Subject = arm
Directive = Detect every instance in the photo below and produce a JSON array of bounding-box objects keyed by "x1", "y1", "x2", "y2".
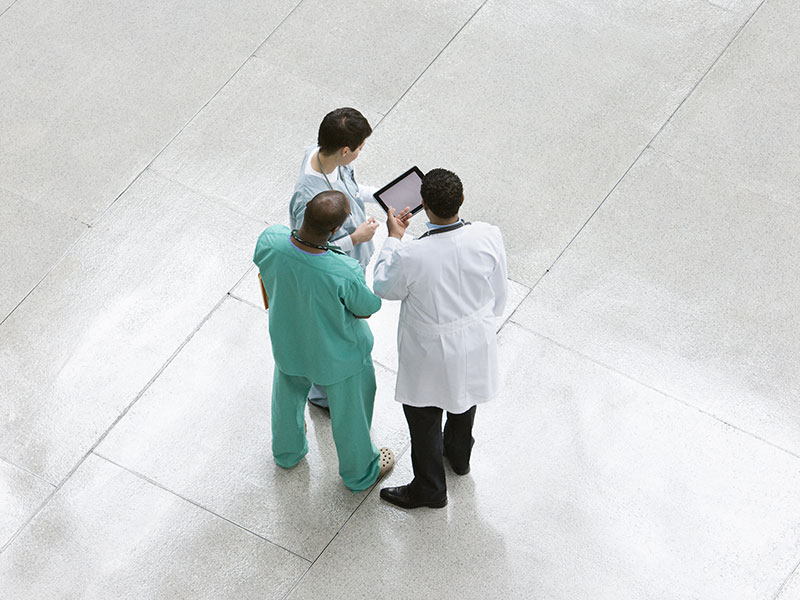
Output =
[
  {"x1": 330, "y1": 230, "x2": 355, "y2": 254},
  {"x1": 373, "y1": 238, "x2": 409, "y2": 301},
  {"x1": 342, "y1": 268, "x2": 382, "y2": 318},
  {"x1": 289, "y1": 190, "x2": 307, "y2": 231},
  {"x1": 333, "y1": 218, "x2": 379, "y2": 249},
  {"x1": 373, "y1": 206, "x2": 412, "y2": 300},
  {"x1": 490, "y1": 230, "x2": 509, "y2": 318}
]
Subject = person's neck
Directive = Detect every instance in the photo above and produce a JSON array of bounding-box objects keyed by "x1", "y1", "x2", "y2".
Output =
[
  {"x1": 313, "y1": 150, "x2": 339, "y2": 175},
  {"x1": 292, "y1": 228, "x2": 329, "y2": 253},
  {"x1": 429, "y1": 214, "x2": 460, "y2": 226}
]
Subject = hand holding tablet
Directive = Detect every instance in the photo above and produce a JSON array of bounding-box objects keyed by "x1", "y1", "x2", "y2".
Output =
[
  {"x1": 385, "y1": 205, "x2": 413, "y2": 240},
  {"x1": 373, "y1": 167, "x2": 425, "y2": 218}
]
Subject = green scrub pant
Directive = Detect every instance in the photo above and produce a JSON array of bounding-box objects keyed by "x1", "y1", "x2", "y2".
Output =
[{"x1": 271, "y1": 362, "x2": 380, "y2": 492}]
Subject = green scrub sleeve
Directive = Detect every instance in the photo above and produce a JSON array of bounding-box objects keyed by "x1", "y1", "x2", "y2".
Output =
[{"x1": 342, "y1": 272, "x2": 382, "y2": 318}]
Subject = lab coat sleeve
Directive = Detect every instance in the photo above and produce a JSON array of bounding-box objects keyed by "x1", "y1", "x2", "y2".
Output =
[
  {"x1": 342, "y1": 268, "x2": 382, "y2": 317},
  {"x1": 490, "y1": 229, "x2": 509, "y2": 318},
  {"x1": 372, "y1": 237, "x2": 409, "y2": 301}
]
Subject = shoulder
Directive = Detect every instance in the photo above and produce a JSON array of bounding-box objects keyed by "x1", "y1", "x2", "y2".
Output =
[
  {"x1": 467, "y1": 220, "x2": 500, "y2": 233},
  {"x1": 299, "y1": 146, "x2": 316, "y2": 169},
  {"x1": 254, "y1": 225, "x2": 289, "y2": 261},
  {"x1": 389, "y1": 237, "x2": 424, "y2": 264},
  {"x1": 261, "y1": 224, "x2": 289, "y2": 238},
  {"x1": 257, "y1": 224, "x2": 290, "y2": 247},
  {"x1": 466, "y1": 221, "x2": 504, "y2": 243},
  {"x1": 292, "y1": 171, "x2": 327, "y2": 198}
]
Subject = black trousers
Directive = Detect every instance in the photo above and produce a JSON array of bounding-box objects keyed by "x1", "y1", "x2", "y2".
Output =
[{"x1": 403, "y1": 404, "x2": 476, "y2": 499}]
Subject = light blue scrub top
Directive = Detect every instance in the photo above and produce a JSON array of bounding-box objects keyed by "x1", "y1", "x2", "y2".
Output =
[
  {"x1": 289, "y1": 147, "x2": 374, "y2": 269},
  {"x1": 254, "y1": 225, "x2": 381, "y2": 385}
]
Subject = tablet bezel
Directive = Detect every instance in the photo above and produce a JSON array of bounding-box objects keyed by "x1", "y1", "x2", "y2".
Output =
[{"x1": 373, "y1": 166, "x2": 425, "y2": 216}]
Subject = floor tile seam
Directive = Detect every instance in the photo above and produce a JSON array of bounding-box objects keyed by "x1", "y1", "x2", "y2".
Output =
[
  {"x1": 0, "y1": 180, "x2": 91, "y2": 330},
  {"x1": 531, "y1": 0, "x2": 770, "y2": 291},
  {"x1": 280, "y1": 438, "x2": 413, "y2": 599},
  {"x1": 83, "y1": 292, "x2": 232, "y2": 457},
  {"x1": 0, "y1": 165, "x2": 262, "y2": 330},
  {"x1": 228, "y1": 292, "x2": 267, "y2": 314},
  {"x1": 647, "y1": 146, "x2": 800, "y2": 218},
  {"x1": 0, "y1": 182, "x2": 90, "y2": 227},
  {"x1": 0, "y1": 479, "x2": 60, "y2": 556},
  {"x1": 91, "y1": 451, "x2": 314, "y2": 565},
  {"x1": 230, "y1": 263, "x2": 257, "y2": 290},
  {"x1": 0, "y1": 455, "x2": 56, "y2": 488},
  {"x1": 0, "y1": 223, "x2": 90, "y2": 329},
  {"x1": 773, "y1": 558, "x2": 800, "y2": 600},
  {"x1": 645, "y1": 0, "x2": 767, "y2": 146},
  {"x1": 373, "y1": 0, "x2": 491, "y2": 130},
  {"x1": 505, "y1": 318, "x2": 800, "y2": 463},
  {"x1": 250, "y1": 0, "x2": 307, "y2": 57},
  {"x1": 85, "y1": 3, "x2": 303, "y2": 231},
  {"x1": 146, "y1": 166, "x2": 271, "y2": 226},
  {"x1": 0, "y1": 0, "x2": 17, "y2": 18},
  {"x1": 705, "y1": 0, "x2": 735, "y2": 13},
  {"x1": 372, "y1": 355, "x2": 397, "y2": 375},
  {"x1": 497, "y1": 287, "x2": 534, "y2": 336},
  {"x1": 0, "y1": 293, "x2": 233, "y2": 556},
  {"x1": 541, "y1": 0, "x2": 730, "y2": 19}
]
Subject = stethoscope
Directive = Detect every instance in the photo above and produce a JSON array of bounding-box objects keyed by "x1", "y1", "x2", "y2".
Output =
[
  {"x1": 317, "y1": 151, "x2": 359, "y2": 203},
  {"x1": 418, "y1": 220, "x2": 470, "y2": 239},
  {"x1": 290, "y1": 229, "x2": 345, "y2": 255}
]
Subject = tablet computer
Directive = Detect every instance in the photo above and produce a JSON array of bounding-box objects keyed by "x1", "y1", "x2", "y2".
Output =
[{"x1": 373, "y1": 166, "x2": 424, "y2": 217}]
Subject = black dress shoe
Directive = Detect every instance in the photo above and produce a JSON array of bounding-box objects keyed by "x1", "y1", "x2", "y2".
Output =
[
  {"x1": 380, "y1": 485, "x2": 447, "y2": 509},
  {"x1": 442, "y1": 441, "x2": 471, "y2": 475},
  {"x1": 448, "y1": 461, "x2": 470, "y2": 476}
]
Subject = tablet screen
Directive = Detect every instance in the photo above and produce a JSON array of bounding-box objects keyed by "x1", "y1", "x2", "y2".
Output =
[{"x1": 373, "y1": 166, "x2": 424, "y2": 216}]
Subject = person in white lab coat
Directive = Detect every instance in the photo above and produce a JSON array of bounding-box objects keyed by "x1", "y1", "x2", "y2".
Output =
[{"x1": 372, "y1": 168, "x2": 508, "y2": 509}]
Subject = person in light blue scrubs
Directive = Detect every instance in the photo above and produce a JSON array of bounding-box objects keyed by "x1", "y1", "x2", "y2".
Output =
[{"x1": 289, "y1": 107, "x2": 380, "y2": 409}]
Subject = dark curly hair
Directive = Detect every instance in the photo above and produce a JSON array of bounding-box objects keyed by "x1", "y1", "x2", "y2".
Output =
[
  {"x1": 420, "y1": 168, "x2": 463, "y2": 219},
  {"x1": 317, "y1": 107, "x2": 372, "y2": 154}
]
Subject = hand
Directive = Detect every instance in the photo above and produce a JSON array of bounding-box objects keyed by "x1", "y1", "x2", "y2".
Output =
[
  {"x1": 351, "y1": 217, "x2": 379, "y2": 245},
  {"x1": 387, "y1": 206, "x2": 411, "y2": 240}
]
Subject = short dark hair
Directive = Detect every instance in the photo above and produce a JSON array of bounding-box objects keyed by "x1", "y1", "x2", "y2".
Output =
[
  {"x1": 303, "y1": 191, "x2": 350, "y2": 235},
  {"x1": 317, "y1": 107, "x2": 372, "y2": 154},
  {"x1": 420, "y1": 169, "x2": 463, "y2": 219}
]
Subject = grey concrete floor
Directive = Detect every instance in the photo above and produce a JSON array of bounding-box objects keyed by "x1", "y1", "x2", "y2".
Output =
[{"x1": 1, "y1": 0, "x2": 799, "y2": 598}]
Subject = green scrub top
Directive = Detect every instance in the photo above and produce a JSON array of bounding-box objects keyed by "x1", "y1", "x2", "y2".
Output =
[{"x1": 254, "y1": 225, "x2": 382, "y2": 385}]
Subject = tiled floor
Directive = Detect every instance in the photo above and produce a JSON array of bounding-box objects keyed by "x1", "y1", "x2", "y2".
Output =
[{"x1": 1, "y1": 0, "x2": 799, "y2": 598}]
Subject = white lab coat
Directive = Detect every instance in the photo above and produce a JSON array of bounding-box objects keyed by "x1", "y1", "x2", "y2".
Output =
[{"x1": 373, "y1": 222, "x2": 508, "y2": 413}]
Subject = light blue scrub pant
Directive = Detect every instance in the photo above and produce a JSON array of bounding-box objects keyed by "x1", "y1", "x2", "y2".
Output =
[
  {"x1": 308, "y1": 383, "x2": 328, "y2": 408},
  {"x1": 271, "y1": 362, "x2": 380, "y2": 492}
]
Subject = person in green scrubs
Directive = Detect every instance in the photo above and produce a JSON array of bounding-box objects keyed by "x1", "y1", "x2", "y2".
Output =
[{"x1": 254, "y1": 190, "x2": 393, "y2": 492}]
